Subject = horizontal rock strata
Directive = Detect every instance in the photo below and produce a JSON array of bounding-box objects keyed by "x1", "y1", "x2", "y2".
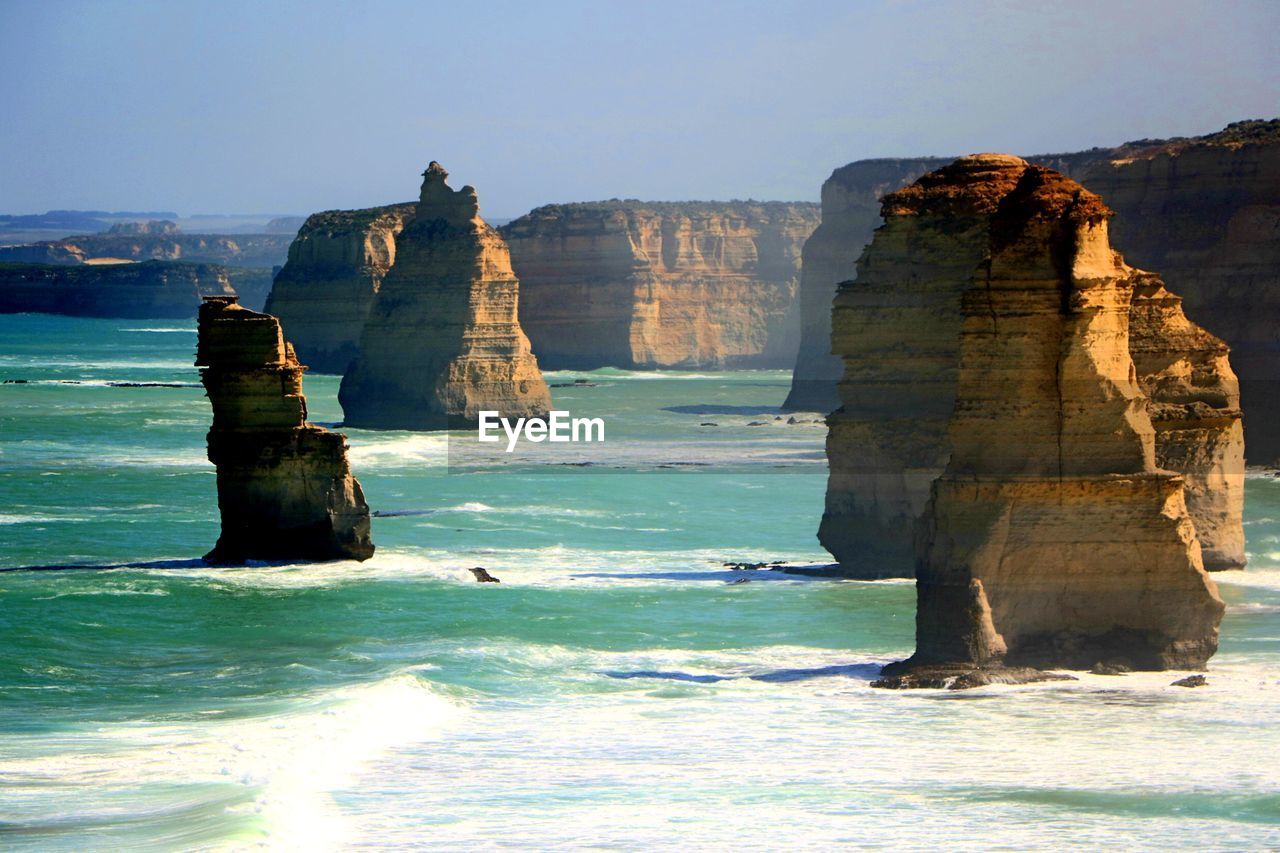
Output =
[
  {"x1": 0, "y1": 260, "x2": 237, "y2": 317},
  {"x1": 872, "y1": 155, "x2": 1224, "y2": 684},
  {"x1": 0, "y1": 230, "x2": 292, "y2": 269},
  {"x1": 197, "y1": 296, "x2": 373, "y2": 563},
  {"x1": 503, "y1": 201, "x2": 820, "y2": 369},
  {"x1": 266, "y1": 203, "x2": 415, "y2": 372},
  {"x1": 339, "y1": 163, "x2": 551, "y2": 429}
]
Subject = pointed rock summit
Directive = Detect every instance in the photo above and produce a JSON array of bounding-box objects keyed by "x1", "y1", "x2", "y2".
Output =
[
  {"x1": 197, "y1": 296, "x2": 373, "y2": 563},
  {"x1": 817, "y1": 155, "x2": 1230, "y2": 683},
  {"x1": 338, "y1": 163, "x2": 551, "y2": 429}
]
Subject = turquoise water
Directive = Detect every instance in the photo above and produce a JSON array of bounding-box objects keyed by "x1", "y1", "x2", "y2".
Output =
[{"x1": 2, "y1": 313, "x2": 1279, "y2": 850}]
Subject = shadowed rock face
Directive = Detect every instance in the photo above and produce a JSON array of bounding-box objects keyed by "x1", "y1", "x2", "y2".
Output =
[
  {"x1": 822, "y1": 156, "x2": 1243, "y2": 585},
  {"x1": 198, "y1": 296, "x2": 373, "y2": 563},
  {"x1": 338, "y1": 163, "x2": 551, "y2": 430},
  {"x1": 265, "y1": 204, "x2": 415, "y2": 373},
  {"x1": 867, "y1": 155, "x2": 1224, "y2": 683},
  {"x1": 503, "y1": 201, "x2": 820, "y2": 369},
  {"x1": 0, "y1": 260, "x2": 236, "y2": 318}
]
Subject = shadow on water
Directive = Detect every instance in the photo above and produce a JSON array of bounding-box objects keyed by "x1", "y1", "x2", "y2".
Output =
[
  {"x1": 661, "y1": 404, "x2": 785, "y2": 416},
  {"x1": 601, "y1": 662, "x2": 883, "y2": 684}
]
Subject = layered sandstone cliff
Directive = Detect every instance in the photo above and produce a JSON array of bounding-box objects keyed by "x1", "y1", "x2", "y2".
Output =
[
  {"x1": 0, "y1": 260, "x2": 236, "y2": 317},
  {"x1": 265, "y1": 203, "x2": 415, "y2": 372},
  {"x1": 822, "y1": 156, "x2": 1244, "y2": 580},
  {"x1": 870, "y1": 155, "x2": 1223, "y2": 684},
  {"x1": 782, "y1": 158, "x2": 948, "y2": 411},
  {"x1": 503, "y1": 201, "x2": 820, "y2": 368},
  {"x1": 0, "y1": 230, "x2": 291, "y2": 268},
  {"x1": 339, "y1": 163, "x2": 551, "y2": 429},
  {"x1": 197, "y1": 296, "x2": 373, "y2": 563}
]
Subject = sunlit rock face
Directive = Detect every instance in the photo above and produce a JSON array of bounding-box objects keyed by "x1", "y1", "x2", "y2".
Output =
[
  {"x1": 503, "y1": 201, "x2": 820, "y2": 369},
  {"x1": 855, "y1": 155, "x2": 1225, "y2": 683},
  {"x1": 338, "y1": 163, "x2": 551, "y2": 430},
  {"x1": 197, "y1": 296, "x2": 373, "y2": 563},
  {"x1": 266, "y1": 204, "x2": 415, "y2": 373}
]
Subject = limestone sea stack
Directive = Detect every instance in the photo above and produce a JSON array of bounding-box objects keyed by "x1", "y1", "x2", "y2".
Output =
[
  {"x1": 821, "y1": 155, "x2": 1244, "y2": 578},
  {"x1": 338, "y1": 163, "x2": 551, "y2": 429},
  {"x1": 198, "y1": 296, "x2": 373, "y2": 563},
  {"x1": 782, "y1": 158, "x2": 948, "y2": 412},
  {"x1": 872, "y1": 155, "x2": 1224, "y2": 686},
  {"x1": 265, "y1": 203, "x2": 415, "y2": 373},
  {"x1": 503, "y1": 201, "x2": 820, "y2": 368}
]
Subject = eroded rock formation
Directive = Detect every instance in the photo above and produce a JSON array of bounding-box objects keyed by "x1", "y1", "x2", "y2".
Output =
[
  {"x1": 0, "y1": 229, "x2": 291, "y2": 268},
  {"x1": 869, "y1": 155, "x2": 1224, "y2": 685},
  {"x1": 503, "y1": 201, "x2": 820, "y2": 368},
  {"x1": 783, "y1": 159, "x2": 948, "y2": 411},
  {"x1": 0, "y1": 260, "x2": 236, "y2": 317},
  {"x1": 822, "y1": 155, "x2": 1243, "y2": 583},
  {"x1": 266, "y1": 203, "x2": 415, "y2": 372},
  {"x1": 198, "y1": 296, "x2": 373, "y2": 563},
  {"x1": 338, "y1": 163, "x2": 551, "y2": 429}
]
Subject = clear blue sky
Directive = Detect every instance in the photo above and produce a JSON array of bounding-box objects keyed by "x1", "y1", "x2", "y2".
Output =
[{"x1": 1, "y1": 0, "x2": 1276, "y2": 218}]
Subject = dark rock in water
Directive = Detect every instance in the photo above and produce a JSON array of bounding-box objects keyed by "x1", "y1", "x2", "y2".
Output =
[
  {"x1": 747, "y1": 421, "x2": 767, "y2": 426},
  {"x1": 723, "y1": 560, "x2": 786, "y2": 571},
  {"x1": 107, "y1": 382, "x2": 199, "y2": 388},
  {"x1": 1090, "y1": 661, "x2": 1134, "y2": 676},
  {"x1": 469, "y1": 566, "x2": 501, "y2": 583},
  {"x1": 4, "y1": 379, "x2": 29, "y2": 384},
  {"x1": 550, "y1": 380, "x2": 598, "y2": 388},
  {"x1": 872, "y1": 662, "x2": 1076, "y2": 691},
  {"x1": 1171, "y1": 674, "x2": 1208, "y2": 688},
  {"x1": 727, "y1": 577, "x2": 751, "y2": 585},
  {"x1": 197, "y1": 296, "x2": 373, "y2": 564},
  {"x1": 786, "y1": 416, "x2": 799, "y2": 424},
  {"x1": 700, "y1": 422, "x2": 718, "y2": 427}
]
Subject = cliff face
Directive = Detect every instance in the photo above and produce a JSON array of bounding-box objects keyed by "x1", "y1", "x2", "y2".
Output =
[
  {"x1": 265, "y1": 203, "x2": 415, "y2": 373},
  {"x1": 339, "y1": 163, "x2": 551, "y2": 430},
  {"x1": 1071, "y1": 120, "x2": 1280, "y2": 464},
  {"x1": 197, "y1": 296, "x2": 373, "y2": 563},
  {"x1": 0, "y1": 261, "x2": 236, "y2": 318},
  {"x1": 0, "y1": 232, "x2": 292, "y2": 268},
  {"x1": 782, "y1": 158, "x2": 949, "y2": 411},
  {"x1": 503, "y1": 201, "x2": 820, "y2": 369},
  {"x1": 822, "y1": 156, "x2": 1244, "y2": 580},
  {"x1": 871, "y1": 156, "x2": 1223, "y2": 685}
]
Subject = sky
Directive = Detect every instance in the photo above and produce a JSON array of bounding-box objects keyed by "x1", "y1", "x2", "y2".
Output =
[{"x1": 1, "y1": 0, "x2": 1277, "y2": 219}]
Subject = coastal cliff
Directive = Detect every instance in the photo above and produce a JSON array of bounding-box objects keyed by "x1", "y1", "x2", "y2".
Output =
[
  {"x1": 822, "y1": 156, "x2": 1244, "y2": 580},
  {"x1": 782, "y1": 158, "x2": 948, "y2": 411},
  {"x1": 870, "y1": 155, "x2": 1223, "y2": 686},
  {"x1": 197, "y1": 296, "x2": 373, "y2": 563},
  {"x1": 0, "y1": 227, "x2": 292, "y2": 269},
  {"x1": 503, "y1": 201, "x2": 819, "y2": 368},
  {"x1": 339, "y1": 163, "x2": 551, "y2": 429},
  {"x1": 266, "y1": 203, "x2": 415, "y2": 373},
  {"x1": 0, "y1": 261, "x2": 237, "y2": 317}
]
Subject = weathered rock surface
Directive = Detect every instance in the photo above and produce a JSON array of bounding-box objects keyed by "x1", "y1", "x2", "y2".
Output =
[
  {"x1": 871, "y1": 155, "x2": 1224, "y2": 684},
  {"x1": 197, "y1": 296, "x2": 373, "y2": 563},
  {"x1": 503, "y1": 201, "x2": 820, "y2": 368},
  {"x1": 0, "y1": 229, "x2": 291, "y2": 268},
  {"x1": 783, "y1": 158, "x2": 949, "y2": 411},
  {"x1": 339, "y1": 163, "x2": 551, "y2": 429},
  {"x1": 265, "y1": 203, "x2": 415, "y2": 372},
  {"x1": 822, "y1": 155, "x2": 1243, "y2": 588},
  {"x1": 0, "y1": 260, "x2": 236, "y2": 317}
]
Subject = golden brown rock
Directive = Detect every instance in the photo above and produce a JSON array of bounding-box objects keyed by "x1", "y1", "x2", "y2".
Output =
[
  {"x1": 198, "y1": 296, "x2": 373, "y2": 563},
  {"x1": 266, "y1": 204, "x2": 415, "y2": 373},
  {"x1": 338, "y1": 163, "x2": 551, "y2": 429},
  {"x1": 503, "y1": 201, "x2": 819, "y2": 368},
  {"x1": 870, "y1": 155, "x2": 1223, "y2": 683}
]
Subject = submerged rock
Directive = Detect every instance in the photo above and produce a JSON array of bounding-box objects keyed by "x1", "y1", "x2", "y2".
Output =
[
  {"x1": 1171, "y1": 674, "x2": 1208, "y2": 688},
  {"x1": 469, "y1": 567, "x2": 501, "y2": 583},
  {"x1": 197, "y1": 296, "x2": 373, "y2": 563},
  {"x1": 864, "y1": 155, "x2": 1224, "y2": 683},
  {"x1": 338, "y1": 163, "x2": 551, "y2": 429}
]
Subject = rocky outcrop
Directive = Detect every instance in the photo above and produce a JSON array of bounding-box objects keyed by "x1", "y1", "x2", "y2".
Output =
[
  {"x1": 197, "y1": 296, "x2": 373, "y2": 563},
  {"x1": 503, "y1": 201, "x2": 820, "y2": 368},
  {"x1": 869, "y1": 155, "x2": 1224, "y2": 685},
  {"x1": 0, "y1": 231, "x2": 292, "y2": 268},
  {"x1": 0, "y1": 260, "x2": 236, "y2": 317},
  {"x1": 339, "y1": 163, "x2": 551, "y2": 429},
  {"x1": 822, "y1": 155, "x2": 1244, "y2": 582},
  {"x1": 266, "y1": 204, "x2": 415, "y2": 372},
  {"x1": 783, "y1": 159, "x2": 948, "y2": 411}
]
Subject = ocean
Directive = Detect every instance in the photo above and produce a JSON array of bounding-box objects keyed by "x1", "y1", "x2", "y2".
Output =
[{"x1": 1, "y1": 313, "x2": 1278, "y2": 850}]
